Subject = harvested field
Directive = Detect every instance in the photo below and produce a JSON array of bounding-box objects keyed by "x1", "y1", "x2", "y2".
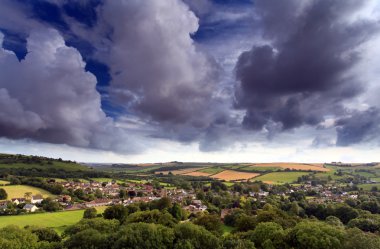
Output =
[
  {"x1": 211, "y1": 170, "x2": 260, "y2": 181},
  {"x1": 183, "y1": 171, "x2": 212, "y2": 177},
  {"x1": 249, "y1": 163, "x2": 329, "y2": 172},
  {"x1": 155, "y1": 168, "x2": 202, "y2": 175}
]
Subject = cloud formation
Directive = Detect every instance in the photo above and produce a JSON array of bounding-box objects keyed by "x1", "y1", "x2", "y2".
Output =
[
  {"x1": 234, "y1": 0, "x2": 380, "y2": 143},
  {"x1": 0, "y1": 29, "x2": 137, "y2": 153}
]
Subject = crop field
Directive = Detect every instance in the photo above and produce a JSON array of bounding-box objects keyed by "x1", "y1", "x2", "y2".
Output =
[
  {"x1": 198, "y1": 167, "x2": 225, "y2": 175},
  {"x1": 183, "y1": 171, "x2": 212, "y2": 177},
  {"x1": 238, "y1": 166, "x2": 282, "y2": 172},
  {"x1": 155, "y1": 168, "x2": 204, "y2": 175},
  {"x1": 0, "y1": 206, "x2": 107, "y2": 234},
  {"x1": 211, "y1": 170, "x2": 260, "y2": 181},
  {"x1": 248, "y1": 163, "x2": 329, "y2": 172},
  {"x1": 253, "y1": 172, "x2": 311, "y2": 184},
  {"x1": 1, "y1": 185, "x2": 55, "y2": 200},
  {"x1": 91, "y1": 178, "x2": 124, "y2": 184}
]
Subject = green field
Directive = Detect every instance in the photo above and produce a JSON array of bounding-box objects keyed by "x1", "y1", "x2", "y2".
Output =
[
  {"x1": 0, "y1": 206, "x2": 107, "y2": 234},
  {"x1": 357, "y1": 183, "x2": 380, "y2": 191},
  {"x1": 0, "y1": 180, "x2": 10, "y2": 185},
  {"x1": 0, "y1": 161, "x2": 89, "y2": 172},
  {"x1": 1, "y1": 185, "x2": 55, "y2": 199},
  {"x1": 253, "y1": 172, "x2": 310, "y2": 184}
]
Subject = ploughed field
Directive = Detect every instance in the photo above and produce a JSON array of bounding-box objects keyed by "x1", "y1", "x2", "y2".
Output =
[{"x1": 210, "y1": 170, "x2": 260, "y2": 181}]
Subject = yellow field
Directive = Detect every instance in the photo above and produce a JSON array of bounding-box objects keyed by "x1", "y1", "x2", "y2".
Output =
[
  {"x1": 250, "y1": 163, "x2": 329, "y2": 172},
  {"x1": 1, "y1": 185, "x2": 56, "y2": 200},
  {"x1": 183, "y1": 171, "x2": 211, "y2": 177},
  {"x1": 211, "y1": 170, "x2": 260, "y2": 181},
  {"x1": 156, "y1": 168, "x2": 203, "y2": 175}
]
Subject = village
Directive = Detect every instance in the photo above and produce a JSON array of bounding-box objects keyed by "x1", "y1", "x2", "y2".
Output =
[{"x1": 0, "y1": 176, "x2": 370, "y2": 218}]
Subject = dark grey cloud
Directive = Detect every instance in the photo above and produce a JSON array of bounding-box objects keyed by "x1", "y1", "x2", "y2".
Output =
[
  {"x1": 234, "y1": 0, "x2": 380, "y2": 142},
  {"x1": 336, "y1": 107, "x2": 380, "y2": 146}
]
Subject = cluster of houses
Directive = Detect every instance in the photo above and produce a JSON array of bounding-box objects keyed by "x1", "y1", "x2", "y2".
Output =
[{"x1": 0, "y1": 194, "x2": 43, "y2": 213}]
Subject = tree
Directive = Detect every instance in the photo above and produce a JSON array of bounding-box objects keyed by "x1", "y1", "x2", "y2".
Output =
[
  {"x1": 125, "y1": 209, "x2": 178, "y2": 227},
  {"x1": 222, "y1": 236, "x2": 256, "y2": 249},
  {"x1": 288, "y1": 221, "x2": 345, "y2": 249},
  {"x1": 170, "y1": 202, "x2": 186, "y2": 221},
  {"x1": 64, "y1": 228, "x2": 109, "y2": 249},
  {"x1": 24, "y1": 192, "x2": 32, "y2": 200},
  {"x1": 63, "y1": 218, "x2": 119, "y2": 236},
  {"x1": 344, "y1": 228, "x2": 380, "y2": 249},
  {"x1": 246, "y1": 222, "x2": 285, "y2": 249},
  {"x1": 30, "y1": 227, "x2": 61, "y2": 242},
  {"x1": 114, "y1": 223, "x2": 174, "y2": 249},
  {"x1": 83, "y1": 208, "x2": 97, "y2": 219},
  {"x1": 174, "y1": 223, "x2": 221, "y2": 249},
  {"x1": 41, "y1": 198, "x2": 61, "y2": 212},
  {"x1": 0, "y1": 188, "x2": 7, "y2": 200},
  {"x1": 193, "y1": 214, "x2": 223, "y2": 236},
  {"x1": 103, "y1": 204, "x2": 128, "y2": 223}
]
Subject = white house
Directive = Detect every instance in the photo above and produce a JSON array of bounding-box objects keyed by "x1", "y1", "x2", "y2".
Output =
[
  {"x1": 23, "y1": 204, "x2": 38, "y2": 212},
  {"x1": 31, "y1": 195, "x2": 44, "y2": 204}
]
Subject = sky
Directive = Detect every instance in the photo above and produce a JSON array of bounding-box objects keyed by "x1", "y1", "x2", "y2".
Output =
[{"x1": 0, "y1": 0, "x2": 380, "y2": 163}]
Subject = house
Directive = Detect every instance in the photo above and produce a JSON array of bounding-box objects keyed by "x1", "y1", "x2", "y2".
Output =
[
  {"x1": 31, "y1": 195, "x2": 44, "y2": 204},
  {"x1": 11, "y1": 198, "x2": 26, "y2": 205},
  {"x1": 85, "y1": 199, "x2": 112, "y2": 208},
  {"x1": 23, "y1": 204, "x2": 38, "y2": 212}
]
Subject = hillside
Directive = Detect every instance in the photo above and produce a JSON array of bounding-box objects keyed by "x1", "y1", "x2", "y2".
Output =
[{"x1": 0, "y1": 153, "x2": 90, "y2": 172}]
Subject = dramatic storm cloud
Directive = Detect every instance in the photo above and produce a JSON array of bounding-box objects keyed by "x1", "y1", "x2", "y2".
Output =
[
  {"x1": 0, "y1": 0, "x2": 380, "y2": 162},
  {"x1": 0, "y1": 29, "x2": 137, "y2": 153},
  {"x1": 234, "y1": 0, "x2": 380, "y2": 144}
]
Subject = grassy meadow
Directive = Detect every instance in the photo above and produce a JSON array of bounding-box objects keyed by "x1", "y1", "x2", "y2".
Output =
[
  {"x1": 253, "y1": 172, "x2": 310, "y2": 184},
  {"x1": 0, "y1": 206, "x2": 107, "y2": 234},
  {"x1": 1, "y1": 185, "x2": 56, "y2": 199}
]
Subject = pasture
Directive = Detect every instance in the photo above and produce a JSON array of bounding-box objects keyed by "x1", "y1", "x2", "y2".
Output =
[
  {"x1": 211, "y1": 170, "x2": 260, "y2": 181},
  {"x1": 0, "y1": 206, "x2": 107, "y2": 234},
  {"x1": 357, "y1": 183, "x2": 380, "y2": 191},
  {"x1": 198, "y1": 167, "x2": 225, "y2": 175},
  {"x1": 253, "y1": 172, "x2": 310, "y2": 184},
  {"x1": 1, "y1": 185, "x2": 55, "y2": 200},
  {"x1": 249, "y1": 163, "x2": 329, "y2": 172},
  {"x1": 0, "y1": 180, "x2": 10, "y2": 185}
]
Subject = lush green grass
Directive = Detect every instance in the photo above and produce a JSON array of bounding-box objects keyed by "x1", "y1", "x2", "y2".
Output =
[
  {"x1": 0, "y1": 206, "x2": 107, "y2": 234},
  {"x1": 1, "y1": 185, "x2": 55, "y2": 200},
  {"x1": 370, "y1": 177, "x2": 380, "y2": 182},
  {"x1": 126, "y1": 179, "x2": 148, "y2": 184},
  {"x1": 0, "y1": 161, "x2": 89, "y2": 171},
  {"x1": 357, "y1": 183, "x2": 380, "y2": 191},
  {"x1": 198, "y1": 167, "x2": 225, "y2": 175},
  {"x1": 253, "y1": 172, "x2": 310, "y2": 184},
  {"x1": 222, "y1": 225, "x2": 234, "y2": 235},
  {"x1": 0, "y1": 180, "x2": 10, "y2": 185},
  {"x1": 353, "y1": 171, "x2": 377, "y2": 178}
]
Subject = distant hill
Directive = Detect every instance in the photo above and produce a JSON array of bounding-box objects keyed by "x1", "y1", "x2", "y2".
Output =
[{"x1": 0, "y1": 153, "x2": 89, "y2": 172}]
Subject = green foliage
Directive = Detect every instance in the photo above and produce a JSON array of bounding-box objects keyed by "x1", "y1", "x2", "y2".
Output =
[
  {"x1": 193, "y1": 213, "x2": 223, "y2": 235},
  {"x1": 103, "y1": 204, "x2": 128, "y2": 223},
  {"x1": 0, "y1": 188, "x2": 7, "y2": 199},
  {"x1": 0, "y1": 225, "x2": 39, "y2": 249},
  {"x1": 288, "y1": 221, "x2": 345, "y2": 249},
  {"x1": 174, "y1": 223, "x2": 221, "y2": 249},
  {"x1": 64, "y1": 228, "x2": 109, "y2": 249},
  {"x1": 29, "y1": 227, "x2": 61, "y2": 242},
  {"x1": 246, "y1": 222, "x2": 286, "y2": 249},
  {"x1": 125, "y1": 209, "x2": 178, "y2": 227},
  {"x1": 63, "y1": 218, "x2": 119, "y2": 237},
  {"x1": 343, "y1": 228, "x2": 380, "y2": 249},
  {"x1": 83, "y1": 208, "x2": 97, "y2": 219},
  {"x1": 114, "y1": 223, "x2": 174, "y2": 249}
]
